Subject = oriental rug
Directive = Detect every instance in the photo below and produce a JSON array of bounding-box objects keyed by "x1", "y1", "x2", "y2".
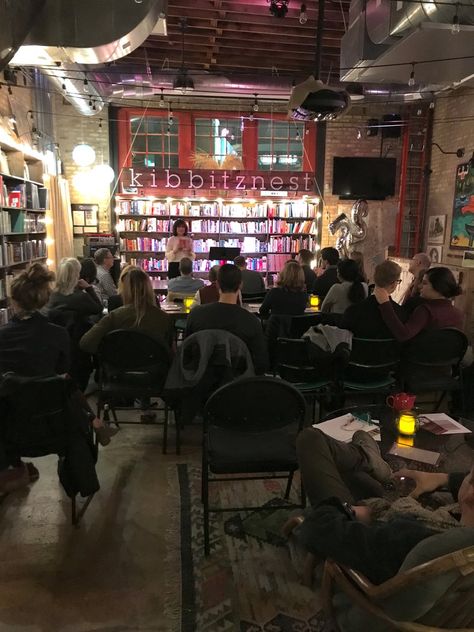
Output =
[{"x1": 171, "y1": 464, "x2": 326, "y2": 632}]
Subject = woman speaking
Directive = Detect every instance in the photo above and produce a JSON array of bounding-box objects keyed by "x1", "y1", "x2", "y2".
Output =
[{"x1": 165, "y1": 219, "x2": 195, "y2": 279}]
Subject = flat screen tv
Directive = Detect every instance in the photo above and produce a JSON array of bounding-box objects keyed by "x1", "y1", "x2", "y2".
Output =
[{"x1": 332, "y1": 157, "x2": 397, "y2": 200}]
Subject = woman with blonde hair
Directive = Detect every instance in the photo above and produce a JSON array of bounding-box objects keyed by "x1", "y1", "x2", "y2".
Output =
[
  {"x1": 259, "y1": 260, "x2": 308, "y2": 318},
  {"x1": 80, "y1": 267, "x2": 173, "y2": 354}
]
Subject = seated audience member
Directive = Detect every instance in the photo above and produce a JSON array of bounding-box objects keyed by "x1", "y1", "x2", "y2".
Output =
[
  {"x1": 79, "y1": 257, "x2": 101, "y2": 303},
  {"x1": 191, "y1": 265, "x2": 220, "y2": 307},
  {"x1": 402, "y1": 252, "x2": 431, "y2": 306},
  {"x1": 321, "y1": 259, "x2": 368, "y2": 314},
  {"x1": 47, "y1": 257, "x2": 103, "y2": 324},
  {"x1": 313, "y1": 247, "x2": 340, "y2": 299},
  {"x1": 374, "y1": 266, "x2": 463, "y2": 342},
  {"x1": 106, "y1": 264, "x2": 137, "y2": 312},
  {"x1": 80, "y1": 267, "x2": 173, "y2": 354},
  {"x1": 259, "y1": 260, "x2": 307, "y2": 318},
  {"x1": 0, "y1": 264, "x2": 112, "y2": 492},
  {"x1": 234, "y1": 255, "x2": 265, "y2": 295},
  {"x1": 93, "y1": 248, "x2": 118, "y2": 304},
  {"x1": 167, "y1": 257, "x2": 204, "y2": 296},
  {"x1": 340, "y1": 260, "x2": 405, "y2": 339},
  {"x1": 350, "y1": 250, "x2": 368, "y2": 283},
  {"x1": 286, "y1": 425, "x2": 474, "y2": 586},
  {"x1": 185, "y1": 264, "x2": 267, "y2": 374},
  {"x1": 296, "y1": 249, "x2": 317, "y2": 293}
]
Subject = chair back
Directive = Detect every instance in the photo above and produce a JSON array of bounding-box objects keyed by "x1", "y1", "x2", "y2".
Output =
[
  {"x1": 345, "y1": 337, "x2": 400, "y2": 382},
  {"x1": 276, "y1": 338, "x2": 339, "y2": 383},
  {"x1": 204, "y1": 376, "x2": 306, "y2": 433},
  {"x1": 403, "y1": 328, "x2": 468, "y2": 368},
  {"x1": 97, "y1": 329, "x2": 171, "y2": 390},
  {"x1": 241, "y1": 291, "x2": 267, "y2": 303},
  {"x1": 289, "y1": 314, "x2": 321, "y2": 339},
  {"x1": 0, "y1": 374, "x2": 72, "y2": 456}
]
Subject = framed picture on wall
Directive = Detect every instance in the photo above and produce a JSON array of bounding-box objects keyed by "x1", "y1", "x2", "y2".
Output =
[
  {"x1": 450, "y1": 161, "x2": 474, "y2": 249},
  {"x1": 428, "y1": 245, "x2": 443, "y2": 264},
  {"x1": 427, "y1": 214, "x2": 446, "y2": 244},
  {"x1": 71, "y1": 203, "x2": 99, "y2": 236}
]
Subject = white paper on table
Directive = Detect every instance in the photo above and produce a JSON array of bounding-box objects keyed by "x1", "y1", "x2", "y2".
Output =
[
  {"x1": 313, "y1": 414, "x2": 381, "y2": 443},
  {"x1": 418, "y1": 413, "x2": 472, "y2": 435}
]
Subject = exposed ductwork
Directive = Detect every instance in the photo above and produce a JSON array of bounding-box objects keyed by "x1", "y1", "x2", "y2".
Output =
[
  {"x1": 341, "y1": 0, "x2": 474, "y2": 88},
  {"x1": 2, "y1": 0, "x2": 167, "y2": 115}
]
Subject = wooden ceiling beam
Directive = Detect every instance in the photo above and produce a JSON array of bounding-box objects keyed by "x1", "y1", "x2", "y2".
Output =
[
  {"x1": 165, "y1": 19, "x2": 345, "y2": 37},
  {"x1": 166, "y1": 7, "x2": 347, "y2": 25},
  {"x1": 144, "y1": 38, "x2": 342, "y2": 53}
]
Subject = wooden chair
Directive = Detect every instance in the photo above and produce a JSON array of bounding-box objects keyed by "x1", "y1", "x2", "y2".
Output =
[{"x1": 322, "y1": 545, "x2": 474, "y2": 631}]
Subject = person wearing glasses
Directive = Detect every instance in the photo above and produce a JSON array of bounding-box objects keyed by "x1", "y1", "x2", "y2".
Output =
[
  {"x1": 340, "y1": 260, "x2": 406, "y2": 339},
  {"x1": 374, "y1": 266, "x2": 463, "y2": 342},
  {"x1": 93, "y1": 248, "x2": 118, "y2": 305}
]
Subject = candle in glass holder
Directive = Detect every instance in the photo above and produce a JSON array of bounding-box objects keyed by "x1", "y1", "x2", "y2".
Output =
[
  {"x1": 397, "y1": 412, "x2": 417, "y2": 436},
  {"x1": 183, "y1": 296, "x2": 193, "y2": 311},
  {"x1": 397, "y1": 435, "x2": 414, "y2": 447},
  {"x1": 310, "y1": 295, "x2": 320, "y2": 308}
]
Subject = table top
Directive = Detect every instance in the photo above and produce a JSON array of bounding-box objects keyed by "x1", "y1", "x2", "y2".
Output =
[{"x1": 160, "y1": 301, "x2": 320, "y2": 316}]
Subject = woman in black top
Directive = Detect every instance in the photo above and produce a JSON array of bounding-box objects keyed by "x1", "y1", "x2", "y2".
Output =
[
  {"x1": 259, "y1": 260, "x2": 308, "y2": 318},
  {"x1": 0, "y1": 264, "x2": 114, "y2": 493}
]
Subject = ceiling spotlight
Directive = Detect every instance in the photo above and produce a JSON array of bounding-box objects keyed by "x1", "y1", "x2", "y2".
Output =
[
  {"x1": 253, "y1": 94, "x2": 259, "y2": 112},
  {"x1": 299, "y1": 3, "x2": 308, "y2": 24},
  {"x1": 173, "y1": 69, "x2": 194, "y2": 94},
  {"x1": 267, "y1": 0, "x2": 290, "y2": 18}
]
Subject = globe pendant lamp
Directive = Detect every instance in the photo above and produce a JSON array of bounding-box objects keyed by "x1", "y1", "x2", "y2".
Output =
[
  {"x1": 72, "y1": 143, "x2": 96, "y2": 167},
  {"x1": 92, "y1": 164, "x2": 115, "y2": 184}
]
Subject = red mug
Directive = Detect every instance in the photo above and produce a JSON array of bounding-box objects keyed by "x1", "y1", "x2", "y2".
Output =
[{"x1": 386, "y1": 392, "x2": 416, "y2": 412}]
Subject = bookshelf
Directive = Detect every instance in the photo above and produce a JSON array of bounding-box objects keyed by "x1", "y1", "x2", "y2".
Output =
[
  {"x1": 0, "y1": 140, "x2": 48, "y2": 324},
  {"x1": 115, "y1": 195, "x2": 321, "y2": 280}
]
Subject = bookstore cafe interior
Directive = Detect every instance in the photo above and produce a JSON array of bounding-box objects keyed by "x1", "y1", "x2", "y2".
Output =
[{"x1": 1, "y1": 1, "x2": 474, "y2": 630}]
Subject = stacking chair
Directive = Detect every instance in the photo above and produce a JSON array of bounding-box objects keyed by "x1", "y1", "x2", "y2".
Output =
[
  {"x1": 0, "y1": 374, "x2": 98, "y2": 525},
  {"x1": 96, "y1": 330, "x2": 172, "y2": 453},
  {"x1": 342, "y1": 337, "x2": 400, "y2": 399},
  {"x1": 241, "y1": 291, "x2": 267, "y2": 303},
  {"x1": 323, "y1": 538, "x2": 474, "y2": 631},
  {"x1": 276, "y1": 337, "x2": 336, "y2": 423},
  {"x1": 401, "y1": 328, "x2": 468, "y2": 412},
  {"x1": 202, "y1": 376, "x2": 306, "y2": 555}
]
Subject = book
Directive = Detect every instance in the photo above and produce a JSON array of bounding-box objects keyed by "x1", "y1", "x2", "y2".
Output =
[
  {"x1": 418, "y1": 414, "x2": 471, "y2": 435},
  {"x1": 313, "y1": 413, "x2": 381, "y2": 442}
]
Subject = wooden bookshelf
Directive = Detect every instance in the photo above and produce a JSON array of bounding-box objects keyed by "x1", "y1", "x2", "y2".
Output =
[{"x1": 115, "y1": 195, "x2": 321, "y2": 279}]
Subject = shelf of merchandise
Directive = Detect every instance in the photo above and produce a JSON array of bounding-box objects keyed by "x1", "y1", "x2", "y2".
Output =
[
  {"x1": 115, "y1": 194, "x2": 321, "y2": 279},
  {"x1": 0, "y1": 149, "x2": 49, "y2": 321}
]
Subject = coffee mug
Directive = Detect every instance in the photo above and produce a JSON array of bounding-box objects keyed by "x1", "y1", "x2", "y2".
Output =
[{"x1": 386, "y1": 392, "x2": 416, "y2": 412}]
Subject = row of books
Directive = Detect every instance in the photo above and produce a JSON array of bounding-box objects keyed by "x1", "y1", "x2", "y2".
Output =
[
  {"x1": 267, "y1": 254, "x2": 294, "y2": 272},
  {"x1": 0, "y1": 210, "x2": 11, "y2": 233},
  {"x1": 0, "y1": 308, "x2": 8, "y2": 326},
  {"x1": 118, "y1": 218, "x2": 173, "y2": 232},
  {"x1": 120, "y1": 238, "x2": 167, "y2": 252},
  {"x1": 268, "y1": 235, "x2": 319, "y2": 253},
  {"x1": 116, "y1": 198, "x2": 317, "y2": 219},
  {"x1": 268, "y1": 219, "x2": 318, "y2": 234},
  {"x1": 193, "y1": 237, "x2": 267, "y2": 254},
  {"x1": 0, "y1": 210, "x2": 46, "y2": 234},
  {"x1": 0, "y1": 240, "x2": 47, "y2": 266},
  {"x1": 0, "y1": 176, "x2": 49, "y2": 210},
  {"x1": 126, "y1": 256, "x2": 268, "y2": 273}
]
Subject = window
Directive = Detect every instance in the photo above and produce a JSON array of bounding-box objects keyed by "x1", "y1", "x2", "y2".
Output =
[
  {"x1": 194, "y1": 118, "x2": 243, "y2": 168},
  {"x1": 257, "y1": 120, "x2": 305, "y2": 171},
  {"x1": 130, "y1": 115, "x2": 179, "y2": 169}
]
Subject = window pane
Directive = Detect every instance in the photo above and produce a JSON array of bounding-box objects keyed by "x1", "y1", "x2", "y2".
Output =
[
  {"x1": 168, "y1": 154, "x2": 179, "y2": 168},
  {"x1": 132, "y1": 153, "x2": 146, "y2": 167},
  {"x1": 147, "y1": 135, "x2": 162, "y2": 152},
  {"x1": 167, "y1": 134, "x2": 178, "y2": 153},
  {"x1": 194, "y1": 118, "x2": 242, "y2": 167},
  {"x1": 129, "y1": 116, "x2": 179, "y2": 168},
  {"x1": 147, "y1": 118, "x2": 166, "y2": 134},
  {"x1": 130, "y1": 117, "x2": 145, "y2": 133},
  {"x1": 131, "y1": 135, "x2": 146, "y2": 152},
  {"x1": 257, "y1": 119, "x2": 305, "y2": 171}
]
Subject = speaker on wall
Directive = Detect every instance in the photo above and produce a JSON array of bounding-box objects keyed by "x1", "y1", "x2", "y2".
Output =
[{"x1": 381, "y1": 114, "x2": 402, "y2": 138}]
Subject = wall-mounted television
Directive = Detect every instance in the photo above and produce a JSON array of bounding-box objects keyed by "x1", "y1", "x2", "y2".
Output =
[{"x1": 332, "y1": 157, "x2": 397, "y2": 200}]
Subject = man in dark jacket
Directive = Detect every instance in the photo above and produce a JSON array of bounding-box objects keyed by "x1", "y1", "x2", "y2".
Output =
[
  {"x1": 290, "y1": 425, "x2": 474, "y2": 585},
  {"x1": 313, "y1": 247, "x2": 339, "y2": 299},
  {"x1": 340, "y1": 259, "x2": 405, "y2": 338}
]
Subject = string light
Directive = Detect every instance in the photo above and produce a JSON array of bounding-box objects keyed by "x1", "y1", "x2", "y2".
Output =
[
  {"x1": 299, "y1": 3, "x2": 308, "y2": 24},
  {"x1": 408, "y1": 63, "x2": 416, "y2": 87},
  {"x1": 159, "y1": 87, "x2": 165, "y2": 108},
  {"x1": 253, "y1": 93, "x2": 259, "y2": 112},
  {"x1": 99, "y1": 118, "x2": 103, "y2": 128},
  {"x1": 240, "y1": 117, "x2": 245, "y2": 132},
  {"x1": 83, "y1": 77, "x2": 89, "y2": 92},
  {"x1": 357, "y1": 129, "x2": 362, "y2": 139}
]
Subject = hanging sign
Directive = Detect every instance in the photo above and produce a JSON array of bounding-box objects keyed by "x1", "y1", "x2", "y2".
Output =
[{"x1": 120, "y1": 168, "x2": 315, "y2": 193}]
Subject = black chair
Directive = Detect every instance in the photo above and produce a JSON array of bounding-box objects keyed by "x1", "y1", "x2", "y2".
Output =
[
  {"x1": 289, "y1": 313, "x2": 343, "y2": 339},
  {"x1": 202, "y1": 376, "x2": 306, "y2": 555},
  {"x1": 96, "y1": 330, "x2": 172, "y2": 453},
  {"x1": 0, "y1": 374, "x2": 98, "y2": 525},
  {"x1": 401, "y1": 328, "x2": 468, "y2": 412},
  {"x1": 241, "y1": 291, "x2": 267, "y2": 303},
  {"x1": 276, "y1": 338, "x2": 337, "y2": 423},
  {"x1": 342, "y1": 337, "x2": 400, "y2": 397}
]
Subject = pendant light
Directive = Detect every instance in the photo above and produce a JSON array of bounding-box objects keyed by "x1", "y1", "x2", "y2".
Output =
[{"x1": 173, "y1": 18, "x2": 194, "y2": 94}]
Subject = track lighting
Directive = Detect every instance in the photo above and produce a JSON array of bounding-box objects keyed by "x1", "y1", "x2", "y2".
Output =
[
  {"x1": 408, "y1": 64, "x2": 415, "y2": 87},
  {"x1": 253, "y1": 94, "x2": 259, "y2": 112},
  {"x1": 267, "y1": 0, "x2": 290, "y2": 18},
  {"x1": 299, "y1": 3, "x2": 307, "y2": 24}
]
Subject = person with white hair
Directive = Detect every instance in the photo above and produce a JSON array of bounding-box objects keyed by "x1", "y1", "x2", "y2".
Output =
[
  {"x1": 47, "y1": 257, "x2": 103, "y2": 322},
  {"x1": 402, "y1": 252, "x2": 431, "y2": 307}
]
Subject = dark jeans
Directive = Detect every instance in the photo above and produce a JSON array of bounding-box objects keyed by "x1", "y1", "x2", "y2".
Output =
[
  {"x1": 168, "y1": 262, "x2": 180, "y2": 279},
  {"x1": 296, "y1": 427, "x2": 385, "y2": 506}
]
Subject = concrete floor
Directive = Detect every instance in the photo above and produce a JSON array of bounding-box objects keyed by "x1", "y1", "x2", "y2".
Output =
[{"x1": 0, "y1": 418, "x2": 199, "y2": 632}]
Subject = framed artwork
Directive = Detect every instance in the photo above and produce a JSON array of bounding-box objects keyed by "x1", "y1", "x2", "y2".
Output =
[
  {"x1": 428, "y1": 245, "x2": 442, "y2": 264},
  {"x1": 71, "y1": 203, "x2": 99, "y2": 235},
  {"x1": 450, "y1": 161, "x2": 474, "y2": 249},
  {"x1": 427, "y1": 214, "x2": 446, "y2": 244}
]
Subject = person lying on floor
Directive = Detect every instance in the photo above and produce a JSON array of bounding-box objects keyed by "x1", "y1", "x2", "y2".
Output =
[{"x1": 284, "y1": 426, "x2": 474, "y2": 585}]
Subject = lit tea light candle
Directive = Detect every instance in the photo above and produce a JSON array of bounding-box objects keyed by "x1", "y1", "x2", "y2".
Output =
[
  {"x1": 183, "y1": 296, "x2": 193, "y2": 311},
  {"x1": 397, "y1": 412, "x2": 417, "y2": 436},
  {"x1": 397, "y1": 435, "x2": 414, "y2": 447},
  {"x1": 310, "y1": 295, "x2": 320, "y2": 308}
]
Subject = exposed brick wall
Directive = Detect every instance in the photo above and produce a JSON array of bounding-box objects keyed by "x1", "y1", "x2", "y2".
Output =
[
  {"x1": 52, "y1": 95, "x2": 111, "y2": 233},
  {"x1": 425, "y1": 88, "x2": 474, "y2": 268}
]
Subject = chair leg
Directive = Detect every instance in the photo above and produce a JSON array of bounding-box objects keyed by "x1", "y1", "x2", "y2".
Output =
[
  {"x1": 71, "y1": 496, "x2": 76, "y2": 526},
  {"x1": 162, "y1": 405, "x2": 168, "y2": 455},
  {"x1": 300, "y1": 476, "x2": 306, "y2": 509},
  {"x1": 284, "y1": 470, "x2": 294, "y2": 500},
  {"x1": 110, "y1": 406, "x2": 119, "y2": 427}
]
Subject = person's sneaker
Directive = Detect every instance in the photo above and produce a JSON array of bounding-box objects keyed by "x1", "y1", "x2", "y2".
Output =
[
  {"x1": 352, "y1": 430, "x2": 392, "y2": 483},
  {"x1": 0, "y1": 465, "x2": 30, "y2": 493},
  {"x1": 94, "y1": 425, "x2": 119, "y2": 446}
]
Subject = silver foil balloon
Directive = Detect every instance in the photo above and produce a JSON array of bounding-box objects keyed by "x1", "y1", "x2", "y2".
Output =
[{"x1": 328, "y1": 199, "x2": 368, "y2": 258}]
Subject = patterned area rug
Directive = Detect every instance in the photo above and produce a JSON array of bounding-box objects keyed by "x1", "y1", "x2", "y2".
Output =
[{"x1": 175, "y1": 464, "x2": 326, "y2": 632}]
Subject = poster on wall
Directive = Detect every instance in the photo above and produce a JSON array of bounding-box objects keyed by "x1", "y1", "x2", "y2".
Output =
[
  {"x1": 427, "y1": 214, "x2": 446, "y2": 244},
  {"x1": 450, "y1": 161, "x2": 474, "y2": 249}
]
